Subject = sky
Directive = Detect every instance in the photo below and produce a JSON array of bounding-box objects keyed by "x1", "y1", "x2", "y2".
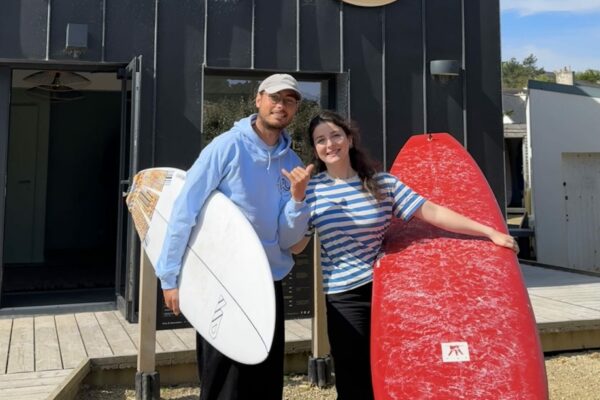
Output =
[{"x1": 501, "y1": 0, "x2": 600, "y2": 72}]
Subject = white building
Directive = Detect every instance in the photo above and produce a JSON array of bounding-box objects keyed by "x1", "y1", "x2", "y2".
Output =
[{"x1": 527, "y1": 80, "x2": 600, "y2": 272}]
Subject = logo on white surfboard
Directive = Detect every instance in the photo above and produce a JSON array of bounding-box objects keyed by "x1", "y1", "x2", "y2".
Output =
[
  {"x1": 209, "y1": 295, "x2": 227, "y2": 339},
  {"x1": 441, "y1": 342, "x2": 470, "y2": 362}
]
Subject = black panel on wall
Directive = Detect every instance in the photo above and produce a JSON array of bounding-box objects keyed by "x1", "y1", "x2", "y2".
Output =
[
  {"x1": 155, "y1": 0, "x2": 205, "y2": 169},
  {"x1": 0, "y1": 0, "x2": 48, "y2": 59},
  {"x1": 343, "y1": 5, "x2": 384, "y2": 164},
  {"x1": 464, "y1": 0, "x2": 505, "y2": 211},
  {"x1": 106, "y1": 0, "x2": 155, "y2": 172},
  {"x1": 49, "y1": 0, "x2": 103, "y2": 60},
  {"x1": 0, "y1": 67, "x2": 10, "y2": 272},
  {"x1": 105, "y1": 0, "x2": 155, "y2": 62},
  {"x1": 206, "y1": 0, "x2": 252, "y2": 68},
  {"x1": 425, "y1": 0, "x2": 464, "y2": 143},
  {"x1": 299, "y1": 0, "x2": 341, "y2": 72},
  {"x1": 254, "y1": 0, "x2": 296, "y2": 70},
  {"x1": 384, "y1": 0, "x2": 425, "y2": 168}
]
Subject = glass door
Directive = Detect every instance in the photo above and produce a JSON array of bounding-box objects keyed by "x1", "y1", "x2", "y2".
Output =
[{"x1": 115, "y1": 56, "x2": 142, "y2": 320}]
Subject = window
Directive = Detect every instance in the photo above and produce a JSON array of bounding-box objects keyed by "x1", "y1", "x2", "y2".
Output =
[
  {"x1": 202, "y1": 72, "x2": 332, "y2": 319},
  {"x1": 202, "y1": 74, "x2": 329, "y2": 164}
]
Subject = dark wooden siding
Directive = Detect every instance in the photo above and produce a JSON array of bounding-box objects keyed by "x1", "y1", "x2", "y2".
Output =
[
  {"x1": 343, "y1": 5, "x2": 384, "y2": 163},
  {"x1": 206, "y1": 0, "x2": 252, "y2": 68},
  {"x1": 0, "y1": 67, "x2": 10, "y2": 275},
  {"x1": 0, "y1": 0, "x2": 505, "y2": 209},
  {"x1": 0, "y1": 0, "x2": 48, "y2": 59},
  {"x1": 299, "y1": 0, "x2": 341, "y2": 72},
  {"x1": 105, "y1": 0, "x2": 155, "y2": 62},
  {"x1": 155, "y1": 0, "x2": 205, "y2": 168},
  {"x1": 465, "y1": 0, "x2": 505, "y2": 210},
  {"x1": 49, "y1": 0, "x2": 103, "y2": 61},
  {"x1": 425, "y1": 0, "x2": 464, "y2": 143},
  {"x1": 254, "y1": 0, "x2": 297, "y2": 71},
  {"x1": 384, "y1": 0, "x2": 425, "y2": 168}
]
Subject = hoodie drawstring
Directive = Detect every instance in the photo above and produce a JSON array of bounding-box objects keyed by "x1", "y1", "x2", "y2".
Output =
[{"x1": 267, "y1": 150, "x2": 272, "y2": 171}]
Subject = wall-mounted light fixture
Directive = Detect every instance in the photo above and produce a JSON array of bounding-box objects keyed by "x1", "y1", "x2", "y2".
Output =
[
  {"x1": 430, "y1": 59, "x2": 461, "y2": 83},
  {"x1": 65, "y1": 23, "x2": 88, "y2": 59}
]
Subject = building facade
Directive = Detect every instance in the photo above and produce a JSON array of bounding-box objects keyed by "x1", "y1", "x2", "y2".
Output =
[
  {"x1": 0, "y1": 0, "x2": 504, "y2": 320},
  {"x1": 527, "y1": 80, "x2": 600, "y2": 273}
]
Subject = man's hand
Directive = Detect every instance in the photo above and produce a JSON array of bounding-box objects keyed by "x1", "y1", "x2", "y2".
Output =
[
  {"x1": 163, "y1": 288, "x2": 180, "y2": 316},
  {"x1": 282, "y1": 164, "x2": 315, "y2": 202}
]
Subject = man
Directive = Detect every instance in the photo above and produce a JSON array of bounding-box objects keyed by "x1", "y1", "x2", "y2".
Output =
[{"x1": 155, "y1": 73, "x2": 313, "y2": 400}]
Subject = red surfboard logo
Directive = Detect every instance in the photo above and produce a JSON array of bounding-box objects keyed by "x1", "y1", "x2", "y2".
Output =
[{"x1": 441, "y1": 342, "x2": 470, "y2": 363}]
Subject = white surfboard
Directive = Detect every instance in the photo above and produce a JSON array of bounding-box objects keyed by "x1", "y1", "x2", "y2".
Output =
[{"x1": 126, "y1": 167, "x2": 276, "y2": 365}]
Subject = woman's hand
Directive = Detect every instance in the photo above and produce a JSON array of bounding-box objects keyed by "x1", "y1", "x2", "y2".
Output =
[
  {"x1": 489, "y1": 230, "x2": 520, "y2": 254},
  {"x1": 415, "y1": 201, "x2": 520, "y2": 254}
]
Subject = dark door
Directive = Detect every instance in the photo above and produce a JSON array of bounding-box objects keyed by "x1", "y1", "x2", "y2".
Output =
[
  {"x1": 115, "y1": 56, "x2": 142, "y2": 321},
  {"x1": 0, "y1": 67, "x2": 10, "y2": 305}
]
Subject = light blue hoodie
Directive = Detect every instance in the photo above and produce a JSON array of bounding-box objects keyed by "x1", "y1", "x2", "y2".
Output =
[{"x1": 155, "y1": 114, "x2": 309, "y2": 289}]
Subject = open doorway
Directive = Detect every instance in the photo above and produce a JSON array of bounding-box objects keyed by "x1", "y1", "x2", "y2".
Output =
[{"x1": 1, "y1": 69, "x2": 122, "y2": 308}]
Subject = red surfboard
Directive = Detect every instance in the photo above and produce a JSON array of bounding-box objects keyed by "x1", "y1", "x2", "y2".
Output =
[{"x1": 371, "y1": 133, "x2": 547, "y2": 399}]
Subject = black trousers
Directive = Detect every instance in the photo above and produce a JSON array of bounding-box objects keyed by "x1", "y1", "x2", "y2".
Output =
[
  {"x1": 326, "y1": 282, "x2": 374, "y2": 400},
  {"x1": 196, "y1": 281, "x2": 284, "y2": 400}
]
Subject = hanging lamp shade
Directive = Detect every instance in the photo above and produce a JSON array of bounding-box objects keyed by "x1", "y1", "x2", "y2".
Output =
[
  {"x1": 23, "y1": 70, "x2": 90, "y2": 102},
  {"x1": 23, "y1": 70, "x2": 91, "y2": 87}
]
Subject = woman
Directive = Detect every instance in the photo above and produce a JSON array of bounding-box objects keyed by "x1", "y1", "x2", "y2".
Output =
[{"x1": 290, "y1": 110, "x2": 518, "y2": 400}]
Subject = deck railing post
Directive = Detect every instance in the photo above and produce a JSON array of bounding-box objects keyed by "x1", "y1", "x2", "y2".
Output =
[
  {"x1": 135, "y1": 249, "x2": 160, "y2": 400},
  {"x1": 308, "y1": 235, "x2": 333, "y2": 387}
]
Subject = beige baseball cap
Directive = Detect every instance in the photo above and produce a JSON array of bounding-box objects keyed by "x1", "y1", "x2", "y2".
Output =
[{"x1": 257, "y1": 74, "x2": 301, "y2": 100}]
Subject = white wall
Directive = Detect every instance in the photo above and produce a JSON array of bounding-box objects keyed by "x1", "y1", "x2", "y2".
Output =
[{"x1": 528, "y1": 84, "x2": 600, "y2": 271}]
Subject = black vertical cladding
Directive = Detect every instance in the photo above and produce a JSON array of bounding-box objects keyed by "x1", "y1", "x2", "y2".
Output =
[
  {"x1": 0, "y1": 67, "x2": 10, "y2": 285},
  {"x1": 343, "y1": 5, "x2": 384, "y2": 164},
  {"x1": 206, "y1": 0, "x2": 252, "y2": 68},
  {"x1": 254, "y1": 0, "x2": 296, "y2": 71},
  {"x1": 464, "y1": 0, "x2": 505, "y2": 211},
  {"x1": 49, "y1": 0, "x2": 103, "y2": 61},
  {"x1": 384, "y1": 0, "x2": 425, "y2": 169},
  {"x1": 155, "y1": 0, "x2": 205, "y2": 169},
  {"x1": 105, "y1": 0, "x2": 156, "y2": 170},
  {"x1": 0, "y1": 0, "x2": 48, "y2": 59},
  {"x1": 299, "y1": 0, "x2": 341, "y2": 73},
  {"x1": 0, "y1": 0, "x2": 508, "y2": 314},
  {"x1": 425, "y1": 0, "x2": 464, "y2": 143},
  {"x1": 105, "y1": 0, "x2": 155, "y2": 62}
]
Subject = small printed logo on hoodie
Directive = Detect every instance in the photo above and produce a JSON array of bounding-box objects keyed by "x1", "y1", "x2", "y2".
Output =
[{"x1": 277, "y1": 175, "x2": 291, "y2": 194}]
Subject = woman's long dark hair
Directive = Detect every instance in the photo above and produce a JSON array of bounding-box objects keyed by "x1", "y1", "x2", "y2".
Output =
[{"x1": 307, "y1": 110, "x2": 383, "y2": 200}]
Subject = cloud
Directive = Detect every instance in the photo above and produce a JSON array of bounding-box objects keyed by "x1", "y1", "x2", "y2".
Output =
[
  {"x1": 501, "y1": 0, "x2": 600, "y2": 15},
  {"x1": 502, "y1": 21, "x2": 600, "y2": 70}
]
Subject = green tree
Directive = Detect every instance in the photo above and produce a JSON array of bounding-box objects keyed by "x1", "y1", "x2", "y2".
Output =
[
  {"x1": 501, "y1": 54, "x2": 548, "y2": 89},
  {"x1": 202, "y1": 94, "x2": 321, "y2": 165},
  {"x1": 575, "y1": 69, "x2": 600, "y2": 84}
]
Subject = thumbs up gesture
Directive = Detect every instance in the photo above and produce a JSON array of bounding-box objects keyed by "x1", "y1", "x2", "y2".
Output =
[{"x1": 281, "y1": 164, "x2": 315, "y2": 202}]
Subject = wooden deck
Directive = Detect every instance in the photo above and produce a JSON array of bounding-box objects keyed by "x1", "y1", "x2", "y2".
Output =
[
  {"x1": 521, "y1": 263, "x2": 600, "y2": 352},
  {"x1": 523, "y1": 264, "x2": 600, "y2": 327},
  {"x1": 0, "y1": 263, "x2": 598, "y2": 399},
  {"x1": 0, "y1": 310, "x2": 310, "y2": 399}
]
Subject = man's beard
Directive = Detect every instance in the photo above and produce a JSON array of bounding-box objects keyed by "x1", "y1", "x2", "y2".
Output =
[{"x1": 261, "y1": 115, "x2": 289, "y2": 130}]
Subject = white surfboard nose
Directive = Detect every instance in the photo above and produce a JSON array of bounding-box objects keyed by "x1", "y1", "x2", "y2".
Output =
[{"x1": 127, "y1": 168, "x2": 277, "y2": 365}]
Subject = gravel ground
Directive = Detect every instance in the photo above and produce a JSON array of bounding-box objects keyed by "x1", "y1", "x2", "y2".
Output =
[{"x1": 78, "y1": 350, "x2": 600, "y2": 399}]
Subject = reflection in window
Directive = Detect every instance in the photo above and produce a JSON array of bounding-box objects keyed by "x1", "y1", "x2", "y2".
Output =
[{"x1": 202, "y1": 75, "x2": 328, "y2": 164}]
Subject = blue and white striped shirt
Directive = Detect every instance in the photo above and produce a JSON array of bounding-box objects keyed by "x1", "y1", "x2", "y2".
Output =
[{"x1": 305, "y1": 172, "x2": 426, "y2": 294}]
